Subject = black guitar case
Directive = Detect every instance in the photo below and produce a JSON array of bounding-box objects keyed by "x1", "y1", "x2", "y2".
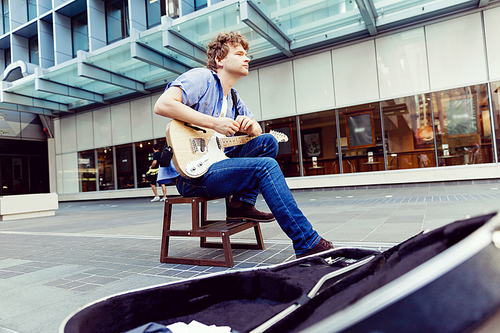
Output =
[{"x1": 61, "y1": 212, "x2": 500, "y2": 333}]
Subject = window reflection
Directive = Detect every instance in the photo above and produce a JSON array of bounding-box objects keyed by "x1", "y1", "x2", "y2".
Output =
[
  {"x1": 338, "y1": 103, "x2": 383, "y2": 173},
  {"x1": 299, "y1": 110, "x2": 338, "y2": 176},
  {"x1": 106, "y1": 0, "x2": 129, "y2": 44},
  {"x1": 2, "y1": 0, "x2": 9, "y2": 34},
  {"x1": 167, "y1": 0, "x2": 179, "y2": 18},
  {"x1": 97, "y1": 147, "x2": 114, "y2": 190},
  {"x1": 28, "y1": 35, "x2": 38, "y2": 65},
  {"x1": 146, "y1": 0, "x2": 161, "y2": 28},
  {"x1": 72, "y1": 11, "x2": 88, "y2": 57},
  {"x1": 116, "y1": 144, "x2": 134, "y2": 189},
  {"x1": 264, "y1": 117, "x2": 299, "y2": 177},
  {"x1": 432, "y1": 85, "x2": 493, "y2": 166},
  {"x1": 78, "y1": 150, "x2": 96, "y2": 192},
  {"x1": 135, "y1": 141, "x2": 153, "y2": 188},
  {"x1": 382, "y1": 94, "x2": 436, "y2": 170},
  {"x1": 27, "y1": 0, "x2": 36, "y2": 21},
  {"x1": 490, "y1": 81, "x2": 500, "y2": 161}
]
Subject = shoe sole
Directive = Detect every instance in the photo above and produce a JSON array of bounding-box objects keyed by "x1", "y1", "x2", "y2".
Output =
[{"x1": 226, "y1": 217, "x2": 275, "y2": 223}]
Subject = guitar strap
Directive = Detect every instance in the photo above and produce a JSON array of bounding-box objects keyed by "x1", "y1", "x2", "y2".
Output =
[{"x1": 231, "y1": 89, "x2": 239, "y2": 119}]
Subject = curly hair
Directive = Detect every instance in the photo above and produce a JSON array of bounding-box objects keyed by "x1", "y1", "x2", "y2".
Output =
[{"x1": 206, "y1": 31, "x2": 249, "y2": 72}]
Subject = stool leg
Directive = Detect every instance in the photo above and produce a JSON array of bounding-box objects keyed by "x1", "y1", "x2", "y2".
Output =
[
  {"x1": 200, "y1": 201, "x2": 208, "y2": 247},
  {"x1": 221, "y1": 231, "x2": 234, "y2": 267},
  {"x1": 160, "y1": 201, "x2": 173, "y2": 263},
  {"x1": 254, "y1": 223, "x2": 265, "y2": 250}
]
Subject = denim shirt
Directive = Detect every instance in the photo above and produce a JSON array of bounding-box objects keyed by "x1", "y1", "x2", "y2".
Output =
[
  {"x1": 158, "y1": 68, "x2": 254, "y2": 180},
  {"x1": 166, "y1": 68, "x2": 253, "y2": 120}
]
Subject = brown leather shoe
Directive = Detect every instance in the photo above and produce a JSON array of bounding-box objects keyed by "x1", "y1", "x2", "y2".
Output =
[
  {"x1": 226, "y1": 201, "x2": 275, "y2": 223},
  {"x1": 296, "y1": 238, "x2": 334, "y2": 259}
]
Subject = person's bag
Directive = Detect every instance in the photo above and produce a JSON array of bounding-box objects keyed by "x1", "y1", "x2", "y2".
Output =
[
  {"x1": 159, "y1": 144, "x2": 173, "y2": 167},
  {"x1": 145, "y1": 168, "x2": 159, "y2": 180}
]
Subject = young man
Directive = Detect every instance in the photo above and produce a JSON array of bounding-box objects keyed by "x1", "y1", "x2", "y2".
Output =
[{"x1": 154, "y1": 31, "x2": 333, "y2": 258}]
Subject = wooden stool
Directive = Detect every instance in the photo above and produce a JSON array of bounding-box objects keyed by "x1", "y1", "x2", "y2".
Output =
[{"x1": 160, "y1": 196, "x2": 265, "y2": 267}]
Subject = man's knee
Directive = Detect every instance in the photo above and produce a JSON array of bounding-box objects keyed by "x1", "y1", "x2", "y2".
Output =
[{"x1": 261, "y1": 133, "x2": 279, "y2": 158}]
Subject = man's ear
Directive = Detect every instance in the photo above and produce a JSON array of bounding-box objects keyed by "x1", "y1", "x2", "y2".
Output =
[{"x1": 215, "y1": 57, "x2": 224, "y2": 69}]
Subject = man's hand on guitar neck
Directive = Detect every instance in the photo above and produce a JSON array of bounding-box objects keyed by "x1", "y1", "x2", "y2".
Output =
[{"x1": 235, "y1": 115, "x2": 262, "y2": 137}]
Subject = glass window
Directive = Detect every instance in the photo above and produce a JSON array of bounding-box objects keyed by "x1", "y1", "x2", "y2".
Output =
[
  {"x1": 106, "y1": 0, "x2": 129, "y2": 44},
  {"x1": 382, "y1": 94, "x2": 436, "y2": 170},
  {"x1": 4, "y1": 47, "x2": 10, "y2": 68},
  {"x1": 28, "y1": 155, "x2": 49, "y2": 193},
  {"x1": 264, "y1": 117, "x2": 300, "y2": 178},
  {"x1": 79, "y1": 150, "x2": 96, "y2": 192},
  {"x1": 116, "y1": 144, "x2": 134, "y2": 189},
  {"x1": 299, "y1": 110, "x2": 338, "y2": 176},
  {"x1": 194, "y1": 0, "x2": 207, "y2": 11},
  {"x1": 72, "y1": 11, "x2": 88, "y2": 57},
  {"x1": 432, "y1": 84, "x2": 493, "y2": 166},
  {"x1": 97, "y1": 147, "x2": 114, "y2": 190},
  {"x1": 135, "y1": 140, "x2": 154, "y2": 188},
  {"x1": 27, "y1": 0, "x2": 36, "y2": 21},
  {"x1": 28, "y1": 35, "x2": 38, "y2": 65},
  {"x1": 1, "y1": 156, "x2": 29, "y2": 195},
  {"x1": 338, "y1": 103, "x2": 383, "y2": 173},
  {"x1": 0, "y1": 139, "x2": 46, "y2": 196},
  {"x1": 167, "y1": 0, "x2": 179, "y2": 19},
  {"x1": 490, "y1": 81, "x2": 500, "y2": 162},
  {"x1": 2, "y1": 0, "x2": 9, "y2": 34},
  {"x1": 146, "y1": 0, "x2": 161, "y2": 28}
]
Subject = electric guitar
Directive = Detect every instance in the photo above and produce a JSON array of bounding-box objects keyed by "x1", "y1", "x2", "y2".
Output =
[{"x1": 166, "y1": 119, "x2": 288, "y2": 178}]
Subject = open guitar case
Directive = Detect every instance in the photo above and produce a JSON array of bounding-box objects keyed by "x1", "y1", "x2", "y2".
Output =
[{"x1": 61, "y1": 212, "x2": 500, "y2": 333}]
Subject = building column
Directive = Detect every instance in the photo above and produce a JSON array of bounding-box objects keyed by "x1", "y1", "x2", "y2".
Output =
[{"x1": 47, "y1": 138, "x2": 57, "y2": 193}]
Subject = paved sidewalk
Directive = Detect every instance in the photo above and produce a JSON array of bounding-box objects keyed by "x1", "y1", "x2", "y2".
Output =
[{"x1": 1, "y1": 180, "x2": 500, "y2": 333}]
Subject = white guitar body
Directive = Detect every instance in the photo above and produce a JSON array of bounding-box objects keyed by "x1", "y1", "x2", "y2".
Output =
[
  {"x1": 184, "y1": 132, "x2": 228, "y2": 178},
  {"x1": 166, "y1": 119, "x2": 288, "y2": 179}
]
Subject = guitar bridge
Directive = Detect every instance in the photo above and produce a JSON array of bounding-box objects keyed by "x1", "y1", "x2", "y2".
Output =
[{"x1": 190, "y1": 138, "x2": 206, "y2": 154}]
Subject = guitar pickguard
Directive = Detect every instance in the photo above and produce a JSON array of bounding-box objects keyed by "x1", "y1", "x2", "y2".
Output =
[{"x1": 185, "y1": 133, "x2": 228, "y2": 177}]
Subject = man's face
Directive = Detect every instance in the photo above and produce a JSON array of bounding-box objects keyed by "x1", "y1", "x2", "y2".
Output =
[{"x1": 218, "y1": 44, "x2": 250, "y2": 77}]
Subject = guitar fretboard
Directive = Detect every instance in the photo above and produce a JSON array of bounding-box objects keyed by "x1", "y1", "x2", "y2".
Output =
[{"x1": 221, "y1": 136, "x2": 254, "y2": 148}]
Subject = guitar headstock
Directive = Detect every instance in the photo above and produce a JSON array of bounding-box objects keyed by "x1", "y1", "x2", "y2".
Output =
[{"x1": 269, "y1": 130, "x2": 289, "y2": 143}]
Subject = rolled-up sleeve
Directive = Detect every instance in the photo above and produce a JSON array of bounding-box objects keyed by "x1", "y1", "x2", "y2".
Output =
[{"x1": 166, "y1": 69, "x2": 211, "y2": 108}]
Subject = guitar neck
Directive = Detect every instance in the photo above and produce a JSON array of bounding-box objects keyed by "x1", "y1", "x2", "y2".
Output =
[{"x1": 221, "y1": 135, "x2": 255, "y2": 148}]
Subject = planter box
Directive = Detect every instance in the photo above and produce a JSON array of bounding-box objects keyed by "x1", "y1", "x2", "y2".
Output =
[{"x1": 0, "y1": 193, "x2": 58, "y2": 221}]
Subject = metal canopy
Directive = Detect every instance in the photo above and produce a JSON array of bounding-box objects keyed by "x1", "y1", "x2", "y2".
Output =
[{"x1": 0, "y1": 0, "x2": 493, "y2": 116}]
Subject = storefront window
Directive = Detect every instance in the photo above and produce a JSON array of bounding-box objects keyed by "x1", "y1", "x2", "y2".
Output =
[
  {"x1": 78, "y1": 150, "x2": 96, "y2": 192},
  {"x1": 338, "y1": 103, "x2": 383, "y2": 173},
  {"x1": 432, "y1": 84, "x2": 493, "y2": 166},
  {"x1": 382, "y1": 94, "x2": 436, "y2": 170},
  {"x1": 0, "y1": 139, "x2": 48, "y2": 196},
  {"x1": 489, "y1": 81, "x2": 500, "y2": 163},
  {"x1": 97, "y1": 147, "x2": 114, "y2": 190},
  {"x1": 116, "y1": 144, "x2": 134, "y2": 189},
  {"x1": 264, "y1": 117, "x2": 300, "y2": 177},
  {"x1": 135, "y1": 141, "x2": 154, "y2": 188},
  {"x1": 299, "y1": 110, "x2": 338, "y2": 176}
]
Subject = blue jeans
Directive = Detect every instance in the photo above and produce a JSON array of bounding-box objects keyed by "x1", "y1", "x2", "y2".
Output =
[{"x1": 176, "y1": 133, "x2": 321, "y2": 255}]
